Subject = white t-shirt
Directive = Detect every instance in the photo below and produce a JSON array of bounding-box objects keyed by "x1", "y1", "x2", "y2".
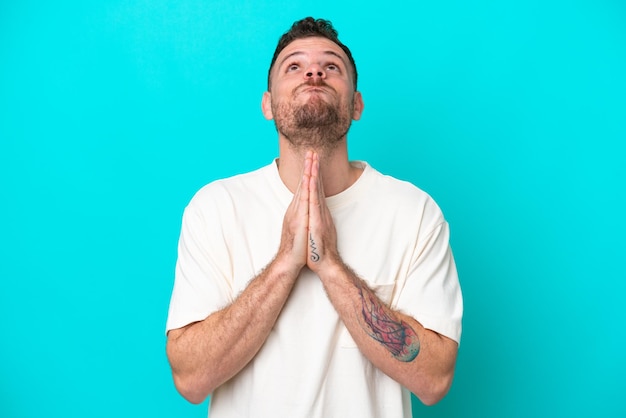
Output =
[{"x1": 167, "y1": 161, "x2": 463, "y2": 418}]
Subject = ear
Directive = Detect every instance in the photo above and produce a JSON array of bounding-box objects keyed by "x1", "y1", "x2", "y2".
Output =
[
  {"x1": 261, "y1": 91, "x2": 274, "y2": 120},
  {"x1": 352, "y1": 91, "x2": 364, "y2": 121}
]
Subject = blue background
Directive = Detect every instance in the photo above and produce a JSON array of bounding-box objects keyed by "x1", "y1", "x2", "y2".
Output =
[{"x1": 1, "y1": 1, "x2": 624, "y2": 417}]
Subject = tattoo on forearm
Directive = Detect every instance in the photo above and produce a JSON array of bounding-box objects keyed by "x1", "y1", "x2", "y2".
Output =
[
  {"x1": 309, "y1": 233, "x2": 320, "y2": 262},
  {"x1": 357, "y1": 284, "x2": 420, "y2": 362}
]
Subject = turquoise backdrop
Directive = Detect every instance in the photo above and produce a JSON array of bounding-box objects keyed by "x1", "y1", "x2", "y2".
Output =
[{"x1": 1, "y1": 1, "x2": 624, "y2": 417}]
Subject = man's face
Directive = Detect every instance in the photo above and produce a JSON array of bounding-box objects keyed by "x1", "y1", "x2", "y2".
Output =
[{"x1": 262, "y1": 37, "x2": 363, "y2": 150}]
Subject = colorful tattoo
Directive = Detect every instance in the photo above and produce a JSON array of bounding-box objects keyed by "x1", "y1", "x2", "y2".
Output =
[
  {"x1": 358, "y1": 284, "x2": 420, "y2": 362},
  {"x1": 309, "y1": 233, "x2": 320, "y2": 262}
]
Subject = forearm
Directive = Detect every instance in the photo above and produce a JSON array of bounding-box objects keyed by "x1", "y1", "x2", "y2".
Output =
[
  {"x1": 318, "y1": 262, "x2": 458, "y2": 405},
  {"x1": 166, "y1": 257, "x2": 298, "y2": 404}
]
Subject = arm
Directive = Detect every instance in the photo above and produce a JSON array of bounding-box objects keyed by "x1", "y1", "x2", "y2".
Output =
[
  {"x1": 166, "y1": 155, "x2": 314, "y2": 404},
  {"x1": 306, "y1": 153, "x2": 458, "y2": 405},
  {"x1": 312, "y1": 262, "x2": 458, "y2": 405}
]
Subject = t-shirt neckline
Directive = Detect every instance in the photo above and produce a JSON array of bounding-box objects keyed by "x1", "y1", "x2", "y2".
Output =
[{"x1": 268, "y1": 159, "x2": 372, "y2": 210}]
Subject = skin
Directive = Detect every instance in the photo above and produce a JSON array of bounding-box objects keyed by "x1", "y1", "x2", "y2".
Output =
[{"x1": 166, "y1": 36, "x2": 458, "y2": 406}]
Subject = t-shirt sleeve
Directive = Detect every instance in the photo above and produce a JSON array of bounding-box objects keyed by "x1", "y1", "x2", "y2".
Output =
[
  {"x1": 394, "y1": 210, "x2": 463, "y2": 344},
  {"x1": 165, "y1": 192, "x2": 233, "y2": 333}
]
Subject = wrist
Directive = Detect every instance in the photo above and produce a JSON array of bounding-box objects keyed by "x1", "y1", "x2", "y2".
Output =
[
  {"x1": 270, "y1": 252, "x2": 305, "y2": 281},
  {"x1": 311, "y1": 253, "x2": 346, "y2": 282}
]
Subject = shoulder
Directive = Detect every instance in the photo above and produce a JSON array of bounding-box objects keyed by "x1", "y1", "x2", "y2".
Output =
[
  {"x1": 364, "y1": 163, "x2": 443, "y2": 214},
  {"x1": 188, "y1": 162, "x2": 276, "y2": 209}
]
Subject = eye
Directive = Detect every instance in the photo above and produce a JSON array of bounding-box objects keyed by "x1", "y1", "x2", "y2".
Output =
[
  {"x1": 286, "y1": 63, "x2": 300, "y2": 72},
  {"x1": 326, "y1": 63, "x2": 340, "y2": 72}
]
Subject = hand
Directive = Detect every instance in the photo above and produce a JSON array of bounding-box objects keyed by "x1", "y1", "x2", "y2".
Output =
[
  {"x1": 275, "y1": 151, "x2": 313, "y2": 277},
  {"x1": 306, "y1": 152, "x2": 340, "y2": 274}
]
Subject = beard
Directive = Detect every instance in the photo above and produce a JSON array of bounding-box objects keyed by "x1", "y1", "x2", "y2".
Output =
[{"x1": 271, "y1": 83, "x2": 353, "y2": 151}]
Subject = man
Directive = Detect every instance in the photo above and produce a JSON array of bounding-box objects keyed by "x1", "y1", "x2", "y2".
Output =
[{"x1": 166, "y1": 17, "x2": 463, "y2": 418}]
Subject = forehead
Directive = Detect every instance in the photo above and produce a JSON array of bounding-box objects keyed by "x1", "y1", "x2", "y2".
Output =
[{"x1": 274, "y1": 37, "x2": 350, "y2": 69}]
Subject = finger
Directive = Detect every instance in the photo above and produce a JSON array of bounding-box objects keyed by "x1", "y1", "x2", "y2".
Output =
[
  {"x1": 310, "y1": 153, "x2": 329, "y2": 227},
  {"x1": 316, "y1": 154, "x2": 325, "y2": 207},
  {"x1": 292, "y1": 170, "x2": 303, "y2": 204},
  {"x1": 292, "y1": 151, "x2": 311, "y2": 201},
  {"x1": 309, "y1": 152, "x2": 320, "y2": 207},
  {"x1": 298, "y1": 153, "x2": 312, "y2": 216},
  {"x1": 304, "y1": 152, "x2": 313, "y2": 195},
  {"x1": 303, "y1": 149, "x2": 313, "y2": 177}
]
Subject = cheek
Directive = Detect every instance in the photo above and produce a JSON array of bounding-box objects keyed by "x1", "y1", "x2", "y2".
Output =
[{"x1": 271, "y1": 86, "x2": 295, "y2": 103}]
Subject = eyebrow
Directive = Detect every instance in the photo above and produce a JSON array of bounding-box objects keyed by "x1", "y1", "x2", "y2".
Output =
[{"x1": 278, "y1": 50, "x2": 348, "y2": 70}]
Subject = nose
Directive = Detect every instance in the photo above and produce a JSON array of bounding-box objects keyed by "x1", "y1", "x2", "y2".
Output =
[{"x1": 304, "y1": 64, "x2": 325, "y2": 81}]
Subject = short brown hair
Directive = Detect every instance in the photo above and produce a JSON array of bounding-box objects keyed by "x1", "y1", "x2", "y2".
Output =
[{"x1": 267, "y1": 17, "x2": 358, "y2": 91}]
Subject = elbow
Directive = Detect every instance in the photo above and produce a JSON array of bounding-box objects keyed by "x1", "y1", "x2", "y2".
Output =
[
  {"x1": 418, "y1": 391, "x2": 447, "y2": 407},
  {"x1": 172, "y1": 372, "x2": 213, "y2": 405},
  {"x1": 166, "y1": 333, "x2": 216, "y2": 404},
  {"x1": 413, "y1": 371, "x2": 455, "y2": 406},
  {"x1": 412, "y1": 335, "x2": 459, "y2": 406}
]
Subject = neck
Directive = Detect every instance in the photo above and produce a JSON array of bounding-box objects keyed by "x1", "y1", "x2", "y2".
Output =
[{"x1": 276, "y1": 136, "x2": 362, "y2": 196}]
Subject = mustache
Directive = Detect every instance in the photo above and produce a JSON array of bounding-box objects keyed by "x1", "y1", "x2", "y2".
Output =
[{"x1": 292, "y1": 79, "x2": 334, "y2": 95}]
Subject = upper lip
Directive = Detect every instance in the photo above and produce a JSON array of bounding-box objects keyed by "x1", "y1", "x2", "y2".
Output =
[{"x1": 297, "y1": 85, "x2": 331, "y2": 95}]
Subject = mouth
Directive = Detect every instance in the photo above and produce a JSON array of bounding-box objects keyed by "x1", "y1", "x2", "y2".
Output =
[
  {"x1": 299, "y1": 88, "x2": 327, "y2": 97},
  {"x1": 296, "y1": 89, "x2": 332, "y2": 105},
  {"x1": 294, "y1": 83, "x2": 332, "y2": 96}
]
